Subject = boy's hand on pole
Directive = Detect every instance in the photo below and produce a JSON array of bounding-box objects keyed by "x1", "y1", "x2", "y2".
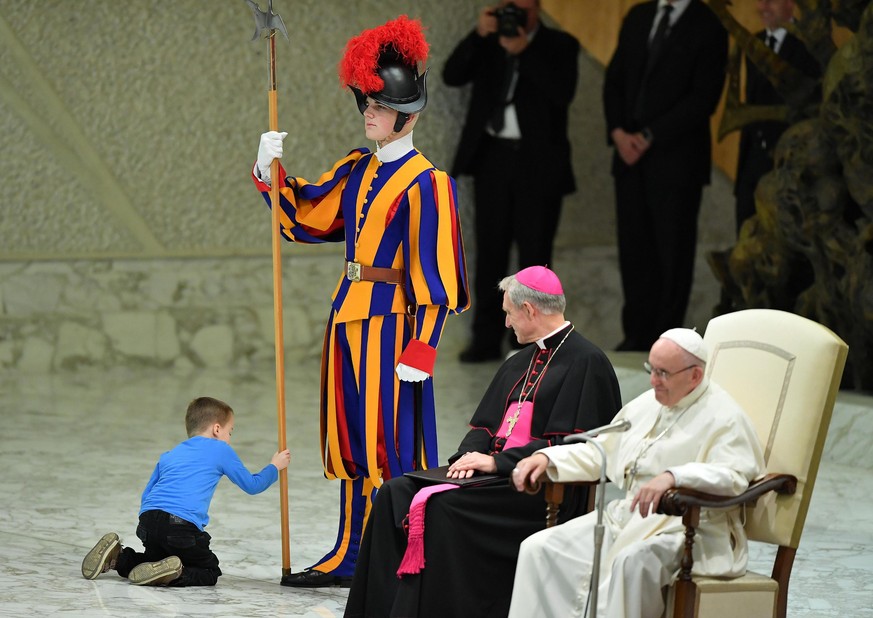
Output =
[{"x1": 272, "y1": 449, "x2": 291, "y2": 471}]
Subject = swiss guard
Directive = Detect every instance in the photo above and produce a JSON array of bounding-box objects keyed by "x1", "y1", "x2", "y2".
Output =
[{"x1": 252, "y1": 14, "x2": 469, "y2": 587}]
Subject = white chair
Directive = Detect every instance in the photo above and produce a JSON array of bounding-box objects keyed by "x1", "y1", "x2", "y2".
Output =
[
  {"x1": 661, "y1": 309, "x2": 847, "y2": 618},
  {"x1": 530, "y1": 309, "x2": 848, "y2": 618}
]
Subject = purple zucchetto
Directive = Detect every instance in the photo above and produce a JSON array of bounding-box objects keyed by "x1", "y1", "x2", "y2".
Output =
[{"x1": 515, "y1": 266, "x2": 564, "y2": 295}]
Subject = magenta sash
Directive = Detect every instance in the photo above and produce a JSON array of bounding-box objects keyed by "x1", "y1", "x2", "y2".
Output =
[
  {"x1": 497, "y1": 400, "x2": 534, "y2": 449},
  {"x1": 396, "y1": 483, "x2": 460, "y2": 576}
]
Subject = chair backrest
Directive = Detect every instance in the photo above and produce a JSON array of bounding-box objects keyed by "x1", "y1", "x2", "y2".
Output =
[{"x1": 702, "y1": 309, "x2": 847, "y2": 549}]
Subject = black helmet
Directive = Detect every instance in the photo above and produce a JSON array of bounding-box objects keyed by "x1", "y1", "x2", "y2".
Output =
[
  {"x1": 349, "y1": 47, "x2": 429, "y2": 116},
  {"x1": 339, "y1": 16, "x2": 430, "y2": 130}
]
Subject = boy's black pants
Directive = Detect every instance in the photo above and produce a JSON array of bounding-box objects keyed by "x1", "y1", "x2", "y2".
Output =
[{"x1": 115, "y1": 509, "x2": 222, "y2": 586}]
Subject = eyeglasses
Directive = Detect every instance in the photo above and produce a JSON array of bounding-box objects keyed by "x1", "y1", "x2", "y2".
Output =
[{"x1": 643, "y1": 361, "x2": 698, "y2": 380}]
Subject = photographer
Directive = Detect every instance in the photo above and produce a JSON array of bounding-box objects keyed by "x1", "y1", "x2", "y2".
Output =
[{"x1": 443, "y1": 1, "x2": 580, "y2": 364}]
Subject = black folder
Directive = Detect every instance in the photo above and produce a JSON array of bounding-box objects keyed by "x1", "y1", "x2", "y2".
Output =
[{"x1": 404, "y1": 465, "x2": 506, "y2": 488}]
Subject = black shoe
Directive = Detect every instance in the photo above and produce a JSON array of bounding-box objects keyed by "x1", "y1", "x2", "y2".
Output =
[
  {"x1": 280, "y1": 569, "x2": 353, "y2": 588},
  {"x1": 459, "y1": 343, "x2": 502, "y2": 363}
]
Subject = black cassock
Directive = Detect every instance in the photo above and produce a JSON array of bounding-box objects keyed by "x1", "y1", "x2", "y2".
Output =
[{"x1": 344, "y1": 325, "x2": 622, "y2": 617}]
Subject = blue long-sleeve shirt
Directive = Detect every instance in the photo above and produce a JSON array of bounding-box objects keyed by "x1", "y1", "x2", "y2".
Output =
[{"x1": 139, "y1": 436, "x2": 278, "y2": 531}]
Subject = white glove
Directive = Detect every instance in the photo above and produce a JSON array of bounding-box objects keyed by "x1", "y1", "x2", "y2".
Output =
[
  {"x1": 257, "y1": 131, "x2": 288, "y2": 185},
  {"x1": 395, "y1": 363, "x2": 429, "y2": 383}
]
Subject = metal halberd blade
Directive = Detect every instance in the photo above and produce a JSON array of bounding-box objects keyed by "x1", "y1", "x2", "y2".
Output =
[{"x1": 246, "y1": 0, "x2": 289, "y2": 40}]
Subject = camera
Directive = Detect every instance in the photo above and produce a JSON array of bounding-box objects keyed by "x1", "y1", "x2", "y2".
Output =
[{"x1": 492, "y1": 2, "x2": 528, "y2": 38}]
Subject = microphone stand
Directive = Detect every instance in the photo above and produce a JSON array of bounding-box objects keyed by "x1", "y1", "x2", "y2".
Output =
[
  {"x1": 560, "y1": 420, "x2": 628, "y2": 617},
  {"x1": 572, "y1": 434, "x2": 608, "y2": 618}
]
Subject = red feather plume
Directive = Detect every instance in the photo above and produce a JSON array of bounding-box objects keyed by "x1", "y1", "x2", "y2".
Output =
[{"x1": 338, "y1": 15, "x2": 429, "y2": 93}]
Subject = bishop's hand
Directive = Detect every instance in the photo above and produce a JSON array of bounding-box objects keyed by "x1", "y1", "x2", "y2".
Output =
[{"x1": 447, "y1": 451, "x2": 496, "y2": 479}]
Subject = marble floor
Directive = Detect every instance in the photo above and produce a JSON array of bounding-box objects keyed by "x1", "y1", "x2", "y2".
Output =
[{"x1": 1, "y1": 351, "x2": 871, "y2": 617}]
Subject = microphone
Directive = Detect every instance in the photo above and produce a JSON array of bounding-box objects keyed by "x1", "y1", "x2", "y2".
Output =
[{"x1": 564, "y1": 419, "x2": 632, "y2": 443}]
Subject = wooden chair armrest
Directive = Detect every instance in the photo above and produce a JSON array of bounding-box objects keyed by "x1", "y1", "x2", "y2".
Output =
[
  {"x1": 521, "y1": 478, "x2": 600, "y2": 527},
  {"x1": 660, "y1": 473, "x2": 797, "y2": 618},
  {"x1": 519, "y1": 475, "x2": 544, "y2": 496},
  {"x1": 521, "y1": 478, "x2": 598, "y2": 497},
  {"x1": 658, "y1": 473, "x2": 797, "y2": 517}
]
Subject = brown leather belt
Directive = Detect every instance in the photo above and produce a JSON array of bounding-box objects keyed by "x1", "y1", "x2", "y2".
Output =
[{"x1": 346, "y1": 261, "x2": 403, "y2": 284}]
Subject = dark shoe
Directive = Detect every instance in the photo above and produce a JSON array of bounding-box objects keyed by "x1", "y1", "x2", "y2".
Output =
[
  {"x1": 459, "y1": 344, "x2": 502, "y2": 363},
  {"x1": 129, "y1": 556, "x2": 183, "y2": 586},
  {"x1": 281, "y1": 568, "x2": 353, "y2": 588},
  {"x1": 82, "y1": 532, "x2": 122, "y2": 580}
]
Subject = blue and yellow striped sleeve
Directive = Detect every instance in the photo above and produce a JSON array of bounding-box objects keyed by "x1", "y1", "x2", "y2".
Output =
[
  {"x1": 397, "y1": 169, "x2": 470, "y2": 374},
  {"x1": 251, "y1": 149, "x2": 367, "y2": 244}
]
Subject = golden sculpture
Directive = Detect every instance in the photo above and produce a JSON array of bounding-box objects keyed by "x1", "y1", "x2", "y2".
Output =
[{"x1": 710, "y1": 0, "x2": 873, "y2": 389}]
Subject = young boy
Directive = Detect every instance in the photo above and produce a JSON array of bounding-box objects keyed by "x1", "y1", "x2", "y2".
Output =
[{"x1": 81, "y1": 396, "x2": 291, "y2": 586}]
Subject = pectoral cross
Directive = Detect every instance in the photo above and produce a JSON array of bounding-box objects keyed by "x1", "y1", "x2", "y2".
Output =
[
  {"x1": 627, "y1": 461, "x2": 639, "y2": 487},
  {"x1": 506, "y1": 413, "x2": 519, "y2": 433}
]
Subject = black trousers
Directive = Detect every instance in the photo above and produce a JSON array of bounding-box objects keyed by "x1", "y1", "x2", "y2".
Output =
[
  {"x1": 615, "y1": 163, "x2": 703, "y2": 350},
  {"x1": 470, "y1": 136, "x2": 563, "y2": 350},
  {"x1": 735, "y1": 145, "x2": 773, "y2": 236},
  {"x1": 115, "y1": 509, "x2": 222, "y2": 587}
]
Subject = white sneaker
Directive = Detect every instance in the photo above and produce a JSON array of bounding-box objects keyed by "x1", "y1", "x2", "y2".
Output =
[
  {"x1": 128, "y1": 556, "x2": 183, "y2": 586},
  {"x1": 81, "y1": 532, "x2": 121, "y2": 580}
]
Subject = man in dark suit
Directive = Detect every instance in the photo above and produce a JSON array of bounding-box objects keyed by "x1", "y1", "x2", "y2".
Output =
[
  {"x1": 443, "y1": 0, "x2": 580, "y2": 362},
  {"x1": 735, "y1": 0, "x2": 820, "y2": 235},
  {"x1": 604, "y1": 0, "x2": 728, "y2": 352}
]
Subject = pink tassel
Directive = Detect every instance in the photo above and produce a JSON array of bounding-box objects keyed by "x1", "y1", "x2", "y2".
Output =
[
  {"x1": 396, "y1": 532, "x2": 426, "y2": 576},
  {"x1": 396, "y1": 483, "x2": 459, "y2": 577}
]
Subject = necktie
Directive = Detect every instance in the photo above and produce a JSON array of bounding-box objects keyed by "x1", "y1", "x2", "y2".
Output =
[
  {"x1": 634, "y1": 4, "x2": 673, "y2": 121},
  {"x1": 648, "y1": 4, "x2": 673, "y2": 60},
  {"x1": 766, "y1": 34, "x2": 777, "y2": 50}
]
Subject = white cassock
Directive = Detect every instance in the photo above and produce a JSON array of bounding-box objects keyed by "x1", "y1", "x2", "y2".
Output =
[{"x1": 509, "y1": 377, "x2": 766, "y2": 618}]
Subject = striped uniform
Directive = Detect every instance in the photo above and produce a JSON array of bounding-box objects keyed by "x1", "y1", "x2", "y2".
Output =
[{"x1": 254, "y1": 146, "x2": 469, "y2": 576}]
